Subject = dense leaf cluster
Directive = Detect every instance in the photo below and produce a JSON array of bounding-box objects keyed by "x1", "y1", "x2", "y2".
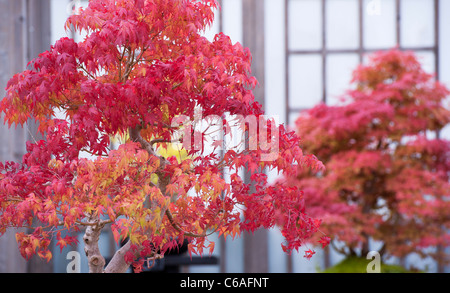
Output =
[
  {"x1": 0, "y1": 0, "x2": 326, "y2": 272},
  {"x1": 288, "y1": 49, "x2": 450, "y2": 262}
]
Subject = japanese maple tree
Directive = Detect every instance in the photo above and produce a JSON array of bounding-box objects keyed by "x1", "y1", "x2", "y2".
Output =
[
  {"x1": 0, "y1": 0, "x2": 326, "y2": 273},
  {"x1": 287, "y1": 49, "x2": 450, "y2": 263}
]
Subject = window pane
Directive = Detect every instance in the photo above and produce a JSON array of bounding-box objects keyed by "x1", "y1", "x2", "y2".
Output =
[
  {"x1": 414, "y1": 50, "x2": 435, "y2": 75},
  {"x1": 326, "y1": 53, "x2": 360, "y2": 105},
  {"x1": 326, "y1": 0, "x2": 359, "y2": 50},
  {"x1": 51, "y1": 0, "x2": 71, "y2": 44},
  {"x1": 288, "y1": 54, "x2": 323, "y2": 108},
  {"x1": 265, "y1": 0, "x2": 287, "y2": 124},
  {"x1": 400, "y1": 0, "x2": 434, "y2": 47},
  {"x1": 289, "y1": 111, "x2": 302, "y2": 126},
  {"x1": 268, "y1": 229, "x2": 288, "y2": 273},
  {"x1": 74, "y1": 0, "x2": 89, "y2": 43},
  {"x1": 363, "y1": 0, "x2": 396, "y2": 49},
  {"x1": 440, "y1": 0, "x2": 450, "y2": 87},
  {"x1": 221, "y1": 0, "x2": 243, "y2": 44},
  {"x1": 288, "y1": 0, "x2": 322, "y2": 50}
]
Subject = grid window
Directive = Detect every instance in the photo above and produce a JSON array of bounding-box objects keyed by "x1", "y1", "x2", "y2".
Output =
[
  {"x1": 363, "y1": 0, "x2": 397, "y2": 49},
  {"x1": 289, "y1": 54, "x2": 323, "y2": 109},
  {"x1": 288, "y1": 0, "x2": 322, "y2": 50},
  {"x1": 326, "y1": 0, "x2": 359, "y2": 50},
  {"x1": 285, "y1": 0, "x2": 440, "y2": 124}
]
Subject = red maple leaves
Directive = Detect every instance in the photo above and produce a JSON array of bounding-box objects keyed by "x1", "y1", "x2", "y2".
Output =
[
  {"x1": 287, "y1": 49, "x2": 450, "y2": 261},
  {"x1": 0, "y1": 0, "x2": 326, "y2": 270}
]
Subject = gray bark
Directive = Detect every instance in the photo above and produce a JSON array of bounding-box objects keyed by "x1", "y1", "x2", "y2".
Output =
[
  {"x1": 83, "y1": 220, "x2": 106, "y2": 273},
  {"x1": 104, "y1": 240, "x2": 139, "y2": 273}
]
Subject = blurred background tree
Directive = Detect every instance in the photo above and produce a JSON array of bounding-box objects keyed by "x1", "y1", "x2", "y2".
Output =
[{"x1": 285, "y1": 49, "x2": 450, "y2": 271}]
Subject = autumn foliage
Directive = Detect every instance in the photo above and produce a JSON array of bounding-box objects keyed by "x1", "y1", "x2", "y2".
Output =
[
  {"x1": 287, "y1": 49, "x2": 450, "y2": 263},
  {"x1": 0, "y1": 0, "x2": 326, "y2": 272}
]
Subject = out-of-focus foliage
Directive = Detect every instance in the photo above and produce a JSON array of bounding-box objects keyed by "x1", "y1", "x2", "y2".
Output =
[{"x1": 285, "y1": 49, "x2": 450, "y2": 264}]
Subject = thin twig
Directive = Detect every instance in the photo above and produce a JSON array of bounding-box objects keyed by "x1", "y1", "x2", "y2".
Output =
[
  {"x1": 164, "y1": 209, "x2": 218, "y2": 238},
  {"x1": 150, "y1": 137, "x2": 182, "y2": 146},
  {"x1": 78, "y1": 64, "x2": 97, "y2": 80},
  {"x1": 75, "y1": 219, "x2": 113, "y2": 227}
]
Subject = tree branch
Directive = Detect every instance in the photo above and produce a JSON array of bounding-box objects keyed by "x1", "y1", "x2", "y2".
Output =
[
  {"x1": 128, "y1": 125, "x2": 170, "y2": 193},
  {"x1": 103, "y1": 126, "x2": 174, "y2": 273},
  {"x1": 150, "y1": 137, "x2": 182, "y2": 146},
  {"x1": 330, "y1": 240, "x2": 349, "y2": 256},
  {"x1": 104, "y1": 239, "x2": 140, "y2": 273},
  {"x1": 165, "y1": 209, "x2": 208, "y2": 238}
]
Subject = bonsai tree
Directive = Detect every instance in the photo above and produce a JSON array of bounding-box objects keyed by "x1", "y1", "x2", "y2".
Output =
[
  {"x1": 0, "y1": 0, "x2": 326, "y2": 273},
  {"x1": 286, "y1": 49, "x2": 450, "y2": 265}
]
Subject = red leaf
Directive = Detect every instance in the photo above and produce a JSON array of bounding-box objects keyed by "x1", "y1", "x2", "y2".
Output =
[
  {"x1": 304, "y1": 249, "x2": 315, "y2": 260},
  {"x1": 318, "y1": 236, "x2": 331, "y2": 249}
]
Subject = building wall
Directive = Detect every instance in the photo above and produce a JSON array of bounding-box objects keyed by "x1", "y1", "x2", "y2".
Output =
[{"x1": 0, "y1": 0, "x2": 51, "y2": 273}]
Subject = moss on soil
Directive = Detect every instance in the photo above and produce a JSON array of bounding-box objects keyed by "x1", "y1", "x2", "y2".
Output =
[{"x1": 321, "y1": 256, "x2": 419, "y2": 273}]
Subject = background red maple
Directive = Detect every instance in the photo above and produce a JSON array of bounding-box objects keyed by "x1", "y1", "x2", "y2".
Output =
[{"x1": 285, "y1": 49, "x2": 450, "y2": 264}]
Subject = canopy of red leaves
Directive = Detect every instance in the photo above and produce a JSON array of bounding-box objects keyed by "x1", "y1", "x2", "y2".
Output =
[{"x1": 287, "y1": 49, "x2": 450, "y2": 261}]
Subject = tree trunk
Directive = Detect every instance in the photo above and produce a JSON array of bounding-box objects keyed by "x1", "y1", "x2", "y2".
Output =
[
  {"x1": 83, "y1": 219, "x2": 106, "y2": 273},
  {"x1": 104, "y1": 240, "x2": 140, "y2": 273},
  {"x1": 361, "y1": 232, "x2": 370, "y2": 257}
]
